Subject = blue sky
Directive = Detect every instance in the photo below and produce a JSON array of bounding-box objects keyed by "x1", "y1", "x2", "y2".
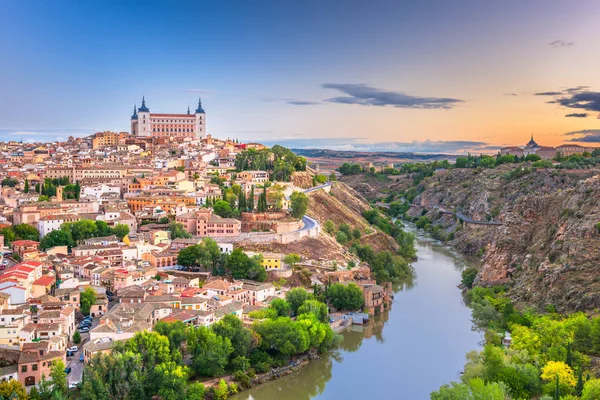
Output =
[{"x1": 1, "y1": 0, "x2": 600, "y2": 152}]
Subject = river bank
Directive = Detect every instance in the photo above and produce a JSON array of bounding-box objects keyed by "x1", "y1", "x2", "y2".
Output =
[{"x1": 231, "y1": 228, "x2": 482, "y2": 399}]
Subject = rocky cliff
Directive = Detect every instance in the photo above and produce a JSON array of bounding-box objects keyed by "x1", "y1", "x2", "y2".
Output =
[{"x1": 370, "y1": 165, "x2": 600, "y2": 312}]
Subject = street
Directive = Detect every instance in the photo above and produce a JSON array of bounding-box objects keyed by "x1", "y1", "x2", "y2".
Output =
[{"x1": 67, "y1": 317, "x2": 99, "y2": 386}]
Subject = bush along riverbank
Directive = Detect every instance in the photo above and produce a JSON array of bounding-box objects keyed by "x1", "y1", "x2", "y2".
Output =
[{"x1": 431, "y1": 281, "x2": 600, "y2": 399}]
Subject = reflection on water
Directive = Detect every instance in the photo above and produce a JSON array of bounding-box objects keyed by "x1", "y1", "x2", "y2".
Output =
[{"x1": 232, "y1": 230, "x2": 482, "y2": 400}]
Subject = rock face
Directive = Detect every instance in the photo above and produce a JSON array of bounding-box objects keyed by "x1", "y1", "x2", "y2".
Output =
[{"x1": 400, "y1": 165, "x2": 600, "y2": 312}]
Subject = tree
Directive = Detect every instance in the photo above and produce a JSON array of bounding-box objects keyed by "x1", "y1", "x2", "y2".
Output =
[
  {"x1": 283, "y1": 253, "x2": 300, "y2": 268},
  {"x1": 290, "y1": 191, "x2": 308, "y2": 219},
  {"x1": 13, "y1": 223, "x2": 40, "y2": 242},
  {"x1": 112, "y1": 224, "x2": 130, "y2": 240},
  {"x1": 541, "y1": 361, "x2": 576, "y2": 397},
  {"x1": 62, "y1": 220, "x2": 98, "y2": 242},
  {"x1": 225, "y1": 249, "x2": 266, "y2": 281},
  {"x1": 582, "y1": 379, "x2": 600, "y2": 400},
  {"x1": 257, "y1": 188, "x2": 267, "y2": 213},
  {"x1": 40, "y1": 229, "x2": 74, "y2": 250},
  {"x1": 168, "y1": 222, "x2": 192, "y2": 240},
  {"x1": 158, "y1": 216, "x2": 170, "y2": 224},
  {"x1": 154, "y1": 321, "x2": 188, "y2": 354},
  {"x1": 187, "y1": 326, "x2": 233, "y2": 377},
  {"x1": 238, "y1": 190, "x2": 247, "y2": 212},
  {"x1": 253, "y1": 317, "x2": 310, "y2": 356},
  {"x1": 80, "y1": 351, "x2": 145, "y2": 400},
  {"x1": 38, "y1": 195, "x2": 49, "y2": 202},
  {"x1": 576, "y1": 365, "x2": 584, "y2": 397},
  {"x1": 80, "y1": 287, "x2": 98, "y2": 316},
  {"x1": 269, "y1": 298, "x2": 291, "y2": 317},
  {"x1": 213, "y1": 200, "x2": 233, "y2": 218},
  {"x1": 297, "y1": 299, "x2": 329, "y2": 323},
  {"x1": 324, "y1": 220, "x2": 335, "y2": 235},
  {"x1": 461, "y1": 267, "x2": 478, "y2": 289},
  {"x1": 327, "y1": 283, "x2": 364, "y2": 311},
  {"x1": 50, "y1": 359, "x2": 68, "y2": 397},
  {"x1": 1, "y1": 178, "x2": 18, "y2": 187},
  {"x1": 336, "y1": 231, "x2": 349, "y2": 245},
  {"x1": 212, "y1": 314, "x2": 255, "y2": 359},
  {"x1": 285, "y1": 287, "x2": 310, "y2": 314},
  {"x1": 0, "y1": 379, "x2": 28, "y2": 399},
  {"x1": 247, "y1": 186, "x2": 255, "y2": 211},
  {"x1": 73, "y1": 330, "x2": 81, "y2": 344},
  {"x1": 124, "y1": 331, "x2": 178, "y2": 369},
  {"x1": 147, "y1": 361, "x2": 190, "y2": 400},
  {"x1": 23, "y1": 179, "x2": 29, "y2": 193}
]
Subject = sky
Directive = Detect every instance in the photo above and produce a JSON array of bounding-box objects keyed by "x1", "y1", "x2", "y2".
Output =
[{"x1": 1, "y1": 0, "x2": 600, "y2": 153}]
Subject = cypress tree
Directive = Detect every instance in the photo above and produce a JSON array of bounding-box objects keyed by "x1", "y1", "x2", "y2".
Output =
[
  {"x1": 566, "y1": 342, "x2": 573, "y2": 367},
  {"x1": 553, "y1": 374, "x2": 560, "y2": 400},
  {"x1": 40, "y1": 183, "x2": 45, "y2": 195},
  {"x1": 576, "y1": 364, "x2": 584, "y2": 397},
  {"x1": 35, "y1": 183, "x2": 40, "y2": 193},
  {"x1": 238, "y1": 191, "x2": 246, "y2": 211},
  {"x1": 248, "y1": 186, "x2": 255, "y2": 211},
  {"x1": 74, "y1": 180, "x2": 80, "y2": 200},
  {"x1": 24, "y1": 180, "x2": 29, "y2": 193}
]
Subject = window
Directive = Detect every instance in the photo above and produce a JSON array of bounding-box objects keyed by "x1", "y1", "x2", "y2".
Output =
[
  {"x1": 21, "y1": 365, "x2": 27, "y2": 373},
  {"x1": 32, "y1": 364, "x2": 38, "y2": 371}
]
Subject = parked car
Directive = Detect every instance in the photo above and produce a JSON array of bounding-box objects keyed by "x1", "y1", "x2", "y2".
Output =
[
  {"x1": 66, "y1": 350, "x2": 73, "y2": 357},
  {"x1": 68, "y1": 346, "x2": 78, "y2": 353},
  {"x1": 80, "y1": 354, "x2": 84, "y2": 362},
  {"x1": 105, "y1": 290, "x2": 114, "y2": 297},
  {"x1": 1, "y1": 260, "x2": 8, "y2": 265},
  {"x1": 79, "y1": 326, "x2": 90, "y2": 333},
  {"x1": 64, "y1": 366, "x2": 72, "y2": 374}
]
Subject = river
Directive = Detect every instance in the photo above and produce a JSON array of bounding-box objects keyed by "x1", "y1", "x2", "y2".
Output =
[{"x1": 232, "y1": 231, "x2": 482, "y2": 400}]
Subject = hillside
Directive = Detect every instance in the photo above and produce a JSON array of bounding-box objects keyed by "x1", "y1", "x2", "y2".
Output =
[{"x1": 393, "y1": 165, "x2": 600, "y2": 312}]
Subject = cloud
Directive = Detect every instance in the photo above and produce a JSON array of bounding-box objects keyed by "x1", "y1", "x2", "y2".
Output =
[
  {"x1": 503, "y1": 93, "x2": 518, "y2": 97},
  {"x1": 564, "y1": 129, "x2": 600, "y2": 136},
  {"x1": 260, "y1": 137, "x2": 492, "y2": 154},
  {"x1": 549, "y1": 40, "x2": 574, "y2": 48},
  {"x1": 563, "y1": 86, "x2": 589, "y2": 94},
  {"x1": 321, "y1": 83, "x2": 463, "y2": 109},
  {"x1": 534, "y1": 91, "x2": 562, "y2": 96},
  {"x1": 286, "y1": 101, "x2": 320, "y2": 106},
  {"x1": 565, "y1": 113, "x2": 589, "y2": 118},
  {"x1": 0, "y1": 129, "x2": 92, "y2": 141},
  {"x1": 568, "y1": 134, "x2": 600, "y2": 143}
]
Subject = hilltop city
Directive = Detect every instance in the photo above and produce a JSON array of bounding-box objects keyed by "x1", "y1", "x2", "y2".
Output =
[{"x1": 0, "y1": 98, "x2": 396, "y2": 394}]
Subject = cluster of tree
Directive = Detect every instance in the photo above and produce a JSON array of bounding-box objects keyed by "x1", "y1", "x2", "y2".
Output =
[
  {"x1": 337, "y1": 163, "x2": 364, "y2": 175},
  {"x1": 350, "y1": 243, "x2": 412, "y2": 284},
  {"x1": 433, "y1": 285, "x2": 600, "y2": 399},
  {"x1": 323, "y1": 221, "x2": 361, "y2": 246},
  {"x1": 362, "y1": 209, "x2": 416, "y2": 260},
  {"x1": 177, "y1": 241, "x2": 266, "y2": 281},
  {"x1": 1, "y1": 178, "x2": 19, "y2": 187},
  {"x1": 40, "y1": 220, "x2": 130, "y2": 250},
  {"x1": 290, "y1": 191, "x2": 308, "y2": 219},
  {"x1": 80, "y1": 329, "x2": 207, "y2": 400},
  {"x1": 176, "y1": 238, "x2": 224, "y2": 274},
  {"x1": 235, "y1": 145, "x2": 307, "y2": 181},
  {"x1": 168, "y1": 221, "x2": 192, "y2": 240},
  {"x1": 0, "y1": 223, "x2": 39, "y2": 245},
  {"x1": 326, "y1": 283, "x2": 364, "y2": 311}
]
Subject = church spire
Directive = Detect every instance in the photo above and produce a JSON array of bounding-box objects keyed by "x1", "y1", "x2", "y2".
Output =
[
  {"x1": 187, "y1": 105, "x2": 190, "y2": 114},
  {"x1": 132, "y1": 104, "x2": 138, "y2": 120},
  {"x1": 195, "y1": 97, "x2": 205, "y2": 114},
  {"x1": 138, "y1": 96, "x2": 149, "y2": 112}
]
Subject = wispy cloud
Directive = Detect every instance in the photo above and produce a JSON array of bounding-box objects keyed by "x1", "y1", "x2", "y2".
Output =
[
  {"x1": 260, "y1": 137, "x2": 491, "y2": 154},
  {"x1": 286, "y1": 101, "x2": 320, "y2": 106},
  {"x1": 565, "y1": 113, "x2": 589, "y2": 118},
  {"x1": 503, "y1": 93, "x2": 518, "y2": 97},
  {"x1": 564, "y1": 129, "x2": 600, "y2": 136},
  {"x1": 321, "y1": 83, "x2": 463, "y2": 109},
  {"x1": 534, "y1": 91, "x2": 562, "y2": 96},
  {"x1": 549, "y1": 40, "x2": 574, "y2": 48},
  {"x1": 0, "y1": 129, "x2": 93, "y2": 141},
  {"x1": 535, "y1": 87, "x2": 600, "y2": 116}
]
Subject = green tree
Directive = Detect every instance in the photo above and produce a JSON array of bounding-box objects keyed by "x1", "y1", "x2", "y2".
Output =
[
  {"x1": 154, "y1": 321, "x2": 188, "y2": 354},
  {"x1": 50, "y1": 359, "x2": 68, "y2": 397},
  {"x1": 95, "y1": 220, "x2": 113, "y2": 237},
  {"x1": 73, "y1": 330, "x2": 81, "y2": 344},
  {"x1": 326, "y1": 283, "x2": 364, "y2": 311},
  {"x1": 13, "y1": 223, "x2": 40, "y2": 241},
  {"x1": 238, "y1": 190, "x2": 247, "y2": 212},
  {"x1": 247, "y1": 186, "x2": 255, "y2": 211},
  {"x1": 269, "y1": 298, "x2": 291, "y2": 317},
  {"x1": 158, "y1": 216, "x2": 170, "y2": 224},
  {"x1": 112, "y1": 224, "x2": 130, "y2": 240},
  {"x1": 123, "y1": 331, "x2": 178, "y2": 369},
  {"x1": 297, "y1": 299, "x2": 329, "y2": 323},
  {"x1": 257, "y1": 188, "x2": 267, "y2": 213},
  {"x1": 290, "y1": 191, "x2": 308, "y2": 219},
  {"x1": 40, "y1": 229, "x2": 75, "y2": 250},
  {"x1": 61, "y1": 220, "x2": 98, "y2": 242},
  {"x1": 582, "y1": 379, "x2": 600, "y2": 400},
  {"x1": 38, "y1": 195, "x2": 49, "y2": 202},
  {"x1": 168, "y1": 222, "x2": 192, "y2": 240},
  {"x1": 225, "y1": 249, "x2": 266, "y2": 281},
  {"x1": 80, "y1": 351, "x2": 145, "y2": 400},
  {"x1": 336, "y1": 231, "x2": 349, "y2": 245},
  {"x1": 324, "y1": 220, "x2": 335, "y2": 235},
  {"x1": 80, "y1": 287, "x2": 97, "y2": 316},
  {"x1": 213, "y1": 200, "x2": 233, "y2": 218},
  {"x1": 283, "y1": 253, "x2": 300, "y2": 268},
  {"x1": 285, "y1": 287, "x2": 310, "y2": 315},
  {"x1": 187, "y1": 326, "x2": 233, "y2": 377},
  {"x1": 461, "y1": 267, "x2": 478, "y2": 289},
  {"x1": 576, "y1": 365, "x2": 584, "y2": 397},
  {"x1": 212, "y1": 314, "x2": 255, "y2": 359},
  {"x1": 253, "y1": 317, "x2": 310, "y2": 356},
  {"x1": 147, "y1": 361, "x2": 190, "y2": 400},
  {"x1": 23, "y1": 179, "x2": 29, "y2": 193}
]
